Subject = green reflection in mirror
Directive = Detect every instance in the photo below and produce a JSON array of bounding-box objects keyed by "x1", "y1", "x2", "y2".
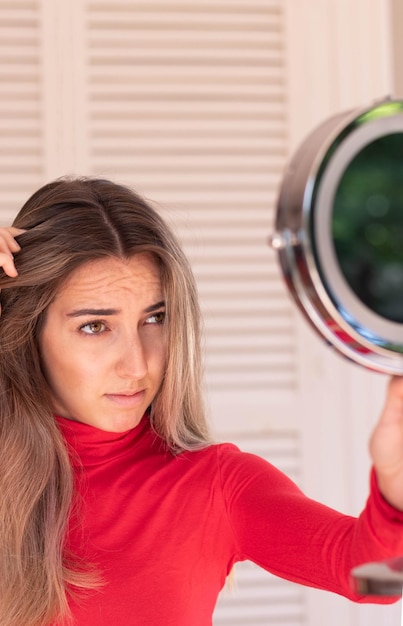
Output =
[{"x1": 332, "y1": 133, "x2": 403, "y2": 323}]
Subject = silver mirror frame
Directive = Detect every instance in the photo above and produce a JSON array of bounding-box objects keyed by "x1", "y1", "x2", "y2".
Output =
[{"x1": 270, "y1": 99, "x2": 403, "y2": 374}]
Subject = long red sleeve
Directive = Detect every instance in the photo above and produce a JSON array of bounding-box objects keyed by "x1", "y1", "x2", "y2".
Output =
[
  {"x1": 218, "y1": 446, "x2": 403, "y2": 601},
  {"x1": 53, "y1": 416, "x2": 403, "y2": 625}
]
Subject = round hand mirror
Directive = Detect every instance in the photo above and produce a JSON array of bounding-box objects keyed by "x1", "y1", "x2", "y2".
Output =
[{"x1": 270, "y1": 99, "x2": 403, "y2": 374}]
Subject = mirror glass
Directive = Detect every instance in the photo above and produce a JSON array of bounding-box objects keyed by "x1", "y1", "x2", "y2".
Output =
[{"x1": 332, "y1": 132, "x2": 403, "y2": 323}]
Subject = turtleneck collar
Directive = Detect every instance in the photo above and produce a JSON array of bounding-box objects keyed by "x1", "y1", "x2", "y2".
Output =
[{"x1": 55, "y1": 413, "x2": 150, "y2": 466}]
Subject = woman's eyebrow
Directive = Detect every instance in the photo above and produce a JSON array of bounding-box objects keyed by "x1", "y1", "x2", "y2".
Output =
[
  {"x1": 66, "y1": 301, "x2": 165, "y2": 318},
  {"x1": 66, "y1": 308, "x2": 119, "y2": 318},
  {"x1": 144, "y1": 300, "x2": 165, "y2": 313}
]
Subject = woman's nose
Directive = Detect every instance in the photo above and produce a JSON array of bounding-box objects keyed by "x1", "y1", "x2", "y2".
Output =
[{"x1": 115, "y1": 334, "x2": 148, "y2": 380}]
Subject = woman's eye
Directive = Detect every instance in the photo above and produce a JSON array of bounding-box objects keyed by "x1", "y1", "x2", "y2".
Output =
[
  {"x1": 146, "y1": 311, "x2": 165, "y2": 325},
  {"x1": 80, "y1": 321, "x2": 106, "y2": 335}
]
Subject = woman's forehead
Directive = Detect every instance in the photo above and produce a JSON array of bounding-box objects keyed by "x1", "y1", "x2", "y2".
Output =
[{"x1": 56, "y1": 254, "x2": 162, "y2": 302}]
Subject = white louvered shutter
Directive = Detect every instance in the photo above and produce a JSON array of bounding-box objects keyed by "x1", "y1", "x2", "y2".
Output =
[
  {"x1": 85, "y1": 0, "x2": 298, "y2": 411},
  {"x1": 0, "y1": 1, "x2": 304, "y2": 623},
  {"x1": 84, "y1": 3, "x2": 304, "y2": 623},
  {"x1": 0, "y1": 0, "x2": 43, "y2": 223}
]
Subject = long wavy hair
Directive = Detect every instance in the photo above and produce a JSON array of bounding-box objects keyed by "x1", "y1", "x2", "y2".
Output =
[{"x1": 0, "y1": 177, "x2": 210, "y2": 626}]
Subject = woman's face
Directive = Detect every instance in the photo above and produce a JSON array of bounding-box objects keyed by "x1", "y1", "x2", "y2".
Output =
[{"x1": 39, "y1": 254, "x2": 166, "y2": 432}]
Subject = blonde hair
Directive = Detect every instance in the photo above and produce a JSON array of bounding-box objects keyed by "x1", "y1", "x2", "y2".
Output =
[{"x1": 0, "y1": 178, "x2": 210, "y2": 625}]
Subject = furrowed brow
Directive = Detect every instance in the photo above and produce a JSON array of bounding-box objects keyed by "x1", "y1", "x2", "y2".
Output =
[
  {"x1": 66, "y1": 308, "x2": 119, "y2": 318},
  {"x1": 144, "y1": 300, "x2": 165, "y2": 313},
  {"x1": 66, "y1": 301, "x2": 165, "y2": 318}
]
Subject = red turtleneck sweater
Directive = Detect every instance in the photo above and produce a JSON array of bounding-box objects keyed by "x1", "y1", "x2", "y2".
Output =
[{"x1": 54, "y1": 415, "x2": 403, "y2": 625}]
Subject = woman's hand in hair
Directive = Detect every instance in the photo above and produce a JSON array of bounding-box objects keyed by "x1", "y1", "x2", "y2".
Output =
[
  {"x1": 0, "y1": 227, "x2": 25, "y2": 277},
  {"x1": 370, "y1": 376, "x2": 403, "y2": 511}
]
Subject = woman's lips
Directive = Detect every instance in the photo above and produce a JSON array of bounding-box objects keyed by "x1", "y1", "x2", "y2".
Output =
[{"x1": 105, "y1": 390, "x2": 146, "y2": 407}]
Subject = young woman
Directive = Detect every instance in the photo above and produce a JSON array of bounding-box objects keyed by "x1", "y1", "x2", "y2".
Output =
[{"x1": 0, "y1": 177, "x2": 403, "y2": 626}]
